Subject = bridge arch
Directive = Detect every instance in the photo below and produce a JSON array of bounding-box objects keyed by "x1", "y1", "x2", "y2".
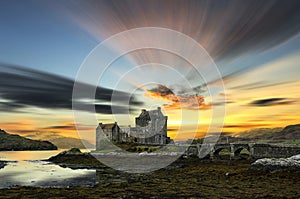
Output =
[
  {"x1": 196, "y1": 143, "x2": 300, "y2": 160},
  {"x1": 234, "y1": 147, "x2": 250, "y2": 158},
  {"x1": 213, "y1": 148, "x2": 227, "y2": 155},
  {"x1": 213, "y1": 146, "x2": 232, "y2": 159}
]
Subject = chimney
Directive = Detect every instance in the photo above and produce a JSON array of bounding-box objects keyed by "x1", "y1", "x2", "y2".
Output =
[{"x1": 157, "y1": 107, "x2": 161, "y2": 112}]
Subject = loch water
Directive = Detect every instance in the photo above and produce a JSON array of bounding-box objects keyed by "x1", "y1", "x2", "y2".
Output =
[{"x1": 0, "y1": 150, "x2": 96, "y2": 188}]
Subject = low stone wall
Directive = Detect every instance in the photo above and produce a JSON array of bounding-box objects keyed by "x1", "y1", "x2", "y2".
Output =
[{"x1": 251, "y1": 144, "x2": 300, "y2": 158}]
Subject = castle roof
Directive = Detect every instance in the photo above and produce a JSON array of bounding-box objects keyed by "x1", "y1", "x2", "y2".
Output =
[{"x1": 99, "y1": 123, "x2": 118, "y2": 129}]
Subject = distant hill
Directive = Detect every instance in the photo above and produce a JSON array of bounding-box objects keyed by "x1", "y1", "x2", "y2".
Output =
[
  {"x1": 194, "y1": 124, "x2": 300, "y2": 144},
  {"x1": 236, "y1": 127, "x2": 283, "y2": 139},
  {"x1": 21, "y1": 132, "x2": 95, "y2": 150},
  {"x1": 48, "y1": 137, "x2": 95, "y2": 149},
  {"x1": 0, "y1": 129, "x2": 57, "y2": 151},
  {"x1": 235, "y1": 124, "x2": 300, "y2": 141},
  {"x1": 271, "y1": 124, "x2": 300, "y2": 140}
]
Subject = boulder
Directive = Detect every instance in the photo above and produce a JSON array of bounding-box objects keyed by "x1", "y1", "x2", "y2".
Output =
[{"x1": 250, "y1": 154, "x2": 300, "y2": 171}]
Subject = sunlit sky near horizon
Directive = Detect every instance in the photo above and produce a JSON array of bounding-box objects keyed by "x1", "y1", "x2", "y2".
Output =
[{"x1": 1, "y1": 0, "x2": 300, "y2": 144}]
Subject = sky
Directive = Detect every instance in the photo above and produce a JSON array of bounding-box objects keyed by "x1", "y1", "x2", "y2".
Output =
[{"x1": 0, "y1": 0, "x2": 300, "y2": 144}]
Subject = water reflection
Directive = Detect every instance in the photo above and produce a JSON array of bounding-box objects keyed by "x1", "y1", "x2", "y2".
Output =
[{"x1": 0, "y1": 150, "x2": 96, "y2": 188}]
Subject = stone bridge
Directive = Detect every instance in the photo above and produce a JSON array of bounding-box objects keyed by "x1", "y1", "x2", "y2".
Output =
[{"x1": 185, "y1": 143, "x2": 300, "y2": 159}]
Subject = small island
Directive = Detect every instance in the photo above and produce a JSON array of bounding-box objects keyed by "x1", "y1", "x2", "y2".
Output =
[{"x1": 0, "y1": 129, "x2": 57, "y2": 151}]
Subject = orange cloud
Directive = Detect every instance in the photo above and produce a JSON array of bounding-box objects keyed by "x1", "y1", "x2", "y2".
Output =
[{"x1": 144, "y1": 85, "x2": 210, "y2": 111}]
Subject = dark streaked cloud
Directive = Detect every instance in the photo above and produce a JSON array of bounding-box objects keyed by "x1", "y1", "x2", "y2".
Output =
[
  {"x1": 7, "y1": 130, "x2": 36, "y2": 134},
  {"x1": 223, "y1": 124, "x2": 270, "y2": 129},
  {"x1": 167, "y1": 128, "x2": 179, "y2": 132},
  {"x1": 210, "y1": 101, "x2": 235, "y2": 107},
  {"x1": 0, "y1": 101, "x2": 26, "y2": 113},
  {"x1": 230, "y1": 81, "x2": 295, "y2": 90},
  {"x1": 41, "y1": 123, "x2": 94, "y2": 131},
  {"x1": 63, "y1": 0, "x2": 300, "y2": 90},
  {"x1": 0, "y1": 64, "x2": 143, "y2": 114},
  {"x1": 68, "y1": 0, "x2": 300, "y2": 59},
  {"x1": 249, "y1": 98, "x2": 296, "y2": 107},
  {"x1": 42, "y1": 125, "x2": 75, "y2": 130}
]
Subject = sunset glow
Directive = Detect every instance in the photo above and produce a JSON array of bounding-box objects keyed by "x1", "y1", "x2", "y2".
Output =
[{"x1": 0, "y1": 0, "x2": 300, "y2": 145}]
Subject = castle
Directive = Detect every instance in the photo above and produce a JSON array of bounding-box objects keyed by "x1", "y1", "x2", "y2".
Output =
[{"x1": 96, "y1": 107, "x2": 170, "y2": 149}]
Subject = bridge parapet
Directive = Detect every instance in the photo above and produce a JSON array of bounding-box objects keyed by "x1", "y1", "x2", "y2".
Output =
[
  {"x1": 251, "y1": 144, "x2": 300, "y2": 158},
  {"x1": 193, "y1": 143, "x2": 300, "y2": 159}
]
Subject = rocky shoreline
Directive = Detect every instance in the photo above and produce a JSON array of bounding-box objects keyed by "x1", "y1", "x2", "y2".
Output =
[{"x1": 49, "y1": 148, "x2": 300, "y2": 172}]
